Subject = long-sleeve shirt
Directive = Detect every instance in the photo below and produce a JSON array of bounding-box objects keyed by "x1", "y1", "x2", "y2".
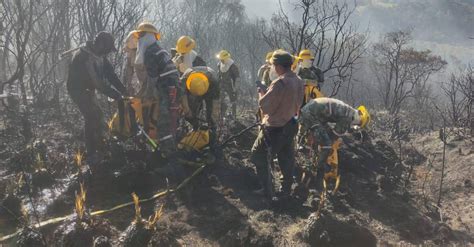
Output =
[
  {"x1": 181, "y1": 66, "x2": 220, "y2": 129},
  {"x1": 144, "y1": 42, "x2": 179, "y2": 88},
  {"x1": 67, "y1": 41, "x2": 126, "y2": 100},
  {"x1": 259, "y1": 71, "x2": 304, "y2": 127},
  {"x1": 298, "y1": 66, "x2": 325, "y2": 88},
  {"x1": 218, "y1": 62, "x2": 240, "y2": 90},
  {"x1": 299, "y1": 97, "x2": 358, "y2": 134},
  {"x1": 122, "y1": 49, "x2": 148, "y2": 94}
]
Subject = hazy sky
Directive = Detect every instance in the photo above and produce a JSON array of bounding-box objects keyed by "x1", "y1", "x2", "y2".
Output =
[{"x1": 241, "y1": 0, "x2": 279, "y2": 18}]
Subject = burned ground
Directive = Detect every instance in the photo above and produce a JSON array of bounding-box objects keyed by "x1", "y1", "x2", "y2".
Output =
[{"x1": 0, "y1": 112, "x2": 473, "y2": 246}]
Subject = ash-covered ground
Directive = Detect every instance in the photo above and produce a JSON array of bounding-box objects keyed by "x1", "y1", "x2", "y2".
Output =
[{"x1": 0, "y1": 113, "x2": 473, "y2": 246}]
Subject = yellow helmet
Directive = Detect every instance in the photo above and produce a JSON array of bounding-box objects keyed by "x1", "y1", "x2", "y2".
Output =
[
  {"x1": 186, "y1": 72, "x2": 209, "y2": 96},
  {"x1": 216, "y1": 50, "x2": 231, "y2": 61},
  {"x1": 265, "y1": 52, "x2": 273, "y2": 62},
  {"x1": 298, "y1": 49, "x2": 314, "y2": 60},
  {"x1": 176, "y1": 36, "x2": 196, "y2": 54},
  {"x1": 133, "y1": 22, "x2": 161, "y2": 40},
  {"x1": 357, "y1": 105, "x2": 371, "y2": 128}
]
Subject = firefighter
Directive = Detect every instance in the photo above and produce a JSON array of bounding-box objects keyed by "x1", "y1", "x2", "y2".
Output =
[
  {"x1": 132, "y1": 23, "x2": 181, "y2": 154},
  {"x1": 172, "y1": 36, "x2": 206, "y2": 75},
  {"x1": 67, "y1": 31, "x2": 127, "y2": 163},
  {"x1": 216, "y1": 50, "x2": 241, "y2": 119},
  {"x1": 180, "y1": 66, "x2": 220, "y2": 148},
  {"x1": 257, "y1": 51, "x2": 274, "y2": 87},
  {"x1": 298, "y1": 97, "x2": 371, "y2": 177},
  {"x1": 296, "y1": 49, "x2": 325, "y2": 105}
]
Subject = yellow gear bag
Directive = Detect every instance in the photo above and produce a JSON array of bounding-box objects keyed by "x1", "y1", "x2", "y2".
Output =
[
  {"x1": 108, "y1": 97, "x2": 160, "y2": 141},
  {"x1": 177, "y1": 130, "x2": 210, "y2": 152},
  {"x1": 304, "y1": 80, "x2": 324, "y2": 103}
]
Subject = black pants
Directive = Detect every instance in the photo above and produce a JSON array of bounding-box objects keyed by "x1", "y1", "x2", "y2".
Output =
[
  {"x1": 220, "y1": 83, "x2": 237, "y2": 117},
  {"x1": 69, "y1": 90, "x2": 105, "y2": 156},
  {"x1": 250, "y1": 120, "x2": 298, "y2": 194}
]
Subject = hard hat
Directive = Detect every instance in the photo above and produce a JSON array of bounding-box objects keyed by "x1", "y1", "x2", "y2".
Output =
[
  {"x1": 298, "y1": 49, "x2": 314, "y2": 60},
  {"x1": 94, "y1": 31, "x2": 117, "y2": 52},
  {"x1": 265, "y1": 52, "x2": 273, "y2": 62},
  {"x1": 357, "y1": 105, "x2": 371, "y2": 128},
  {"x1": 176, "y1": 36, "x2": 196, "y2": 54},
  {"x1": 186, "y1": 72, "x2": 209, "y2": 96},
  {"x1": 216, "y1": 50, "x2": 231, "y2": 61},
  {"x1": 133, "y1": 22, "x2": 161, "y2": 40}
]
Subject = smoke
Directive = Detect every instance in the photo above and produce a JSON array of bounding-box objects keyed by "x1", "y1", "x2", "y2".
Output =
[
  {"x1": 353, "y1": 0, "x2": 474, "y2": 66},
  {"x1": 240, "y1": 0, "x2": 279, "y2": 19}
]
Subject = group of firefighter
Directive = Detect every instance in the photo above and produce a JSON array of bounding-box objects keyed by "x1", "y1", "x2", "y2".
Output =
[{"x1": 66, "y1": 22, "x2": 370, "y2": 202}]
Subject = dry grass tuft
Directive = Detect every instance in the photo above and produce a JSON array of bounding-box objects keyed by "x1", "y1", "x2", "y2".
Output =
[
  {"x1": 147, "y1": 204, "x2": 164, "y2": 229},
  {"x1": 75, "y1": 182, "x2": 87, "y2": 220},
  {"x1": 132, "y1": 192, "x2": 142, "y2": 222}
]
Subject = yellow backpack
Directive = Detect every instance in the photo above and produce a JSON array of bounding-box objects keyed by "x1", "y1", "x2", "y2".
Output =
[
  {"x1": 304, "y1": 80, "x2": 324, "y2": 103},
  {"x1": 177, "y1": 130, "x2": 210, "y2": 152}
]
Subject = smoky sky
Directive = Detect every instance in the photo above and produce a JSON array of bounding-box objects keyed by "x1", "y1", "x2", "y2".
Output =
[
  {"x1": 241, "y1": 0, "x2": 279, "y2": 18},
  {"x1": 241, "y1": 0, "x2": 473, "y2": 64}
]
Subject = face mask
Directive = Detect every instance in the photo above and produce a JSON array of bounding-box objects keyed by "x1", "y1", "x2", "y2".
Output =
[
  {"x1": 300, "y1": 59, "x2": 313, "y2": 69},
  {"x1": 269, "y1": 65, "x2": 278, "y2": 81},
  {"x1": 351, "y1": 110, "x2": 361, "y2": 126},
  {"x1": 135, "y1": 33, "x2": 157, "y2": 65},
  {"x1": 178, "y1": 50, "x2": 196, "y2": 73},
  {"x1": 219, "y1": 58, "x2": 234, "y2": 73}
]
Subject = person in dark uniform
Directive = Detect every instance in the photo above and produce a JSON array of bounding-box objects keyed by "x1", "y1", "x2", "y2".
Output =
[
  {"x1": 216, "y1": 50, "x2": 240, "y2": 118},
  {"x1": 67, "y1": 31, "x2": 126, "y2": 164}
]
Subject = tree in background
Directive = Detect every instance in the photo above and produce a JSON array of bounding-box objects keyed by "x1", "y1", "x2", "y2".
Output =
[
  {"x1": 261, "y1": 0, "x2": 368, "y2": 97},
  {"x1": 371, "y1": 31, "x2": 446, "y2": 117},
  {"x1": 443, "y1": 65, "x2": 473, "y2": 135},
  {"x1": 149, "y1": 0, "x2": 269, "y2": 111}
]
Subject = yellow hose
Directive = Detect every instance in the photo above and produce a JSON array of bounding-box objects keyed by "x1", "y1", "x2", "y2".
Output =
[{"x1": 0, "y1": 164, "x2": 206, "y2": 242}]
